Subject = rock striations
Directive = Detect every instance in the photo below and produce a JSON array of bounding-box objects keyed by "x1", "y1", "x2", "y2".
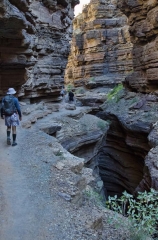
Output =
[
  {"x1": 118, "y1": 0, "x2": 158, "y2": 93},
  {"x1": 0, "y1": 0, "x2": 78, "y2": 101},
  {"x1": 65, "y1": 0, "x2": 133, "y2": 90}
]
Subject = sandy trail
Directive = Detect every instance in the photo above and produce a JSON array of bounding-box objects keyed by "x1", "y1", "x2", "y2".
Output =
[
  {"x1": 0, "y1": 119, "x2": 42, "y2": 240},
  {"x1": 0, "y1": 106, "x2": 89, "y2": 240}
]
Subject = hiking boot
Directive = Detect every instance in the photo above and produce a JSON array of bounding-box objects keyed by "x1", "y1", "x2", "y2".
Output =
[
  {"x1": 7, "y1": 137, "x2": 11, "y2": 145},
  {"x1": 12, "y1": 142, "x2": 17, "y2": 146}
]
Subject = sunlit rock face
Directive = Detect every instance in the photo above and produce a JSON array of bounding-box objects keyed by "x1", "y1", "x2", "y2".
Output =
[
  {"x1": 0, "y1": 0, "x2": 78, "y2": 101},
  {"x1": 65, "y1": 0, "x2": 133, "y2": 90},
  {"x1": 118, "y1": 0, "x2": 158, "y2": 93}
]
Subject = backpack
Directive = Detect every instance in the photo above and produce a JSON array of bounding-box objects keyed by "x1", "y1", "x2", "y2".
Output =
[{"x1": 2, "y1": 95, "x2": 16, "y2": 116}]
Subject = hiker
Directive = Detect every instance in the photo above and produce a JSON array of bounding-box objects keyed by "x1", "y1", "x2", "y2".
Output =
[
  {"x1": 1, "y1": 88, "x2": 22, "y2": 146},
  {"x1": 68, "y1": 90, "x2": 74, "y2": 102},
  {"x1": 60, "y1": 86, "x2": 66, "y2": 99}
]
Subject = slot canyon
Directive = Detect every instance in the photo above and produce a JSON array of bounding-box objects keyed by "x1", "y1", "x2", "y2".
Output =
[{"x1": 0, "y1": 1, "x2": 158, "y2": 239}]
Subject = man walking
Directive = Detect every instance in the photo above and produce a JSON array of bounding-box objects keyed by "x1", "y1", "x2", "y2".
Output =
[
  {"x1": 68, "y1": 90, "x2": 74, "y2": 102},
  {"x1": 1, "y1": 88, "x2": 22, "y2": 146}
]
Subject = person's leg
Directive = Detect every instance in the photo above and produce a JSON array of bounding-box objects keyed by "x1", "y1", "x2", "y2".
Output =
[
  {"x1": 10, "y1": 113, "x2": 19, "y2": 146},
  {"x1": 5, "y1": 116, "x2": 11, "y2": 145},
  {"x1": 12, "y1": 125, "x2": 17, "y2": 146},
  {"x1": 7, "y1": 126, "x2": 11, "y2": 145}
]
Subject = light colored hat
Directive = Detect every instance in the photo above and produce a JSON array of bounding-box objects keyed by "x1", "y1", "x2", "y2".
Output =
[{"x1": 7, "y1": 88, "x2": 16, "y2": 95}]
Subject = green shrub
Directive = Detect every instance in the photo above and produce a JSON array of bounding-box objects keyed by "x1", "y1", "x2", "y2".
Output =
[
  {"x1": 97, "y1": 120, "x2": 107, "y2": 131},
  {"x1": 66, "y1": 84, "x2": 74, "y2": 92},
  {"x1": 106, "y1": 189, "x2": 158, "y2": 238},
  {"x1": 107, "y1": 84, "x2": 123, "y2": 103}
]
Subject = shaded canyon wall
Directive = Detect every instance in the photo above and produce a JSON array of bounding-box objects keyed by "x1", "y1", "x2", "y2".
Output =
[{"x1": 0, "y1": 0, "x2": 78, "y2": 101}]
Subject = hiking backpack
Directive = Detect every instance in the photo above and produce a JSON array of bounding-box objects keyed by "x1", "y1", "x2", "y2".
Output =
[{"x1": 2, "y1": 95, "x2": 16, "y2": 116}]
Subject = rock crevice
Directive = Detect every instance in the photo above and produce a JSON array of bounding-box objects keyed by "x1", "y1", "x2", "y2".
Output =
[{"x1": 97, "y1": 90, "x2": 158, "y2": 195}]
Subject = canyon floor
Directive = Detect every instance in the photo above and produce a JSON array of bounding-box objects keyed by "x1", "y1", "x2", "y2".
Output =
[{"x1": 0, "y1": 102, "x2": 135, "y2": 240}]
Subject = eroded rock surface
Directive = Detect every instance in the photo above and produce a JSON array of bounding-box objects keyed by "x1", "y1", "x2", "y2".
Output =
[
  {"x1": 118, "y1": 0, "x2": 158, "y2": 92},
  {"x1": 97, "y1": 89, "x2": 158, "y2": 196},
  {"x1": 65, "y1": 0, "x2": 133, "y2": 90},
  {"x1": 0, "y1": 0, "x2": 78, "y2": 101}
]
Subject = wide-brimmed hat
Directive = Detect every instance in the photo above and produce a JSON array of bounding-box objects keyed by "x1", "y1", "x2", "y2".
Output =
[{"x1": 7, "y1": 88, "x2": 16, "y2": 95}]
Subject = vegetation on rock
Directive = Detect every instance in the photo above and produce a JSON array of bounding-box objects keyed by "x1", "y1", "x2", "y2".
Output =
[
  {"x1": 107, "y1": 84, "x2": 124, "y2": 103},
  {"x1": 107, "y1": 189, "x2": 158, "y2": 239}
]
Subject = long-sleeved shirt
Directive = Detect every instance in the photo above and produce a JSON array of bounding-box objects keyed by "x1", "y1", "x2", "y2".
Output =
[{"x1": 1, "y1": 95, "x2": 22, "y2": 118}]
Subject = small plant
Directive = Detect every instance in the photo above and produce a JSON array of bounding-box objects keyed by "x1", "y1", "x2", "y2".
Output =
[
  {"x1": 66, "y1": 84, "x2": 74, "y2": 92},
  {"x1": 106, "y1": 189, "x2": 158, "y2": 238},
  {"x1": 75, "y1": 87, "x2": 85, "y2": 94},
  {"x1": 55, "y1": 150, "x2": 63, "y2": 157},
  {"x1": 97, "y1": 120, "x2": 107, "y2": 131},
  {"x1": 84, "y1": 188, "x2": 104, "y2": 207},
  {"x1": 128, "y1": 69, "x2": 134, "y2": 74},
  {"x1": 107, "y1": 84, "x2": 123, "y2": 103},
  {"x1": 89, "y1": 77, "x2": 95, "y2": 82}
]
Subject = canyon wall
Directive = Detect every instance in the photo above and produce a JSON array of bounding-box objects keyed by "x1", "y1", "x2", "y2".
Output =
[
  {"x1": 0, "y1": 0, "x2": 78, "y2": 102},
  {"x1": 118, "y1": 0, "x2": 158, "y2": 93},
  {"x1": 96, "y1": 0, "x2": 158, "y2": 196},
  {"x1": 65, "y1": 0, "x2": 133, "y2": 90}
]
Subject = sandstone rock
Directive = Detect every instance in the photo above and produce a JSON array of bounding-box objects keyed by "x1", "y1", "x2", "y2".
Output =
[
  {"x1": 118, "y1": 0, "x2": 158, "y2": 93},
  {"x1": 58, "y1": 192, "x2": 71, "y2": 201},
  {"x1": 54, "y1": 162, "x2": 65, "y2": 170},
  {"x1": 65, "y1": 0, "x2": 133, "y2": 92},
  {"x1": 55, "y1": 114, "x2": 109, "y2": 167},
  {"x1": 21, "y1": 120, "x2": 32, "y2": 128},
  {"x1": 65, "y1": 103, "x2": 76, "y2": 110},
  {"x1": 86, "y1": 210, "x2": 103, "y2": 230},
  {"x1": 39, "y1": 123, "x2": 62, "y2": 136},
  {"x1": 0, "y1": 0, "x2": 78, "y2": 102},
  {"x1": 19, "y1": 101, "x2": 27, "y2": 106},
  {"x1": 65, "y1": 158, "x2": 84, "y2": 174},
  {"x1": 82, "y1": 168, "x2": 95, "y2": 185},
  {"x1": 98, "y1": 90, "x2": 158, "y2": 195}
]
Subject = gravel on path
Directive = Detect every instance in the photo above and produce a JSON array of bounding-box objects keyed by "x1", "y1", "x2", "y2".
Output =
[{"x1": 0, "y1": 106, "x2": 131, "y2": 240}]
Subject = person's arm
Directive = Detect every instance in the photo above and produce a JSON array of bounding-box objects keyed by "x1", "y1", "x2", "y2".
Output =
[
  {"x1": 1, "y1": 107, "x2": 3, "y2": 118},
  {"x1": 1, "y1": 99, "x2": 4, "y2": 118},
  {"x1": 14, "y1": 98, "x2": 22, "y2": 120}
]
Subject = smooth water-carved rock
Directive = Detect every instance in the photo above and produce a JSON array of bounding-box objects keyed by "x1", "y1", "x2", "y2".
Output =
[
  {"x1": 55, "y1": 114, "x2": 109, "y2": 159},
  {"x1": 118, "y1": 0, "x2": 158, "y2": 92},
  {"x1": 97, "y1": 90, "x2": 158, "y2": 196},
  {"x1": 65, "y1": 0, "x2": 133, "y2": 90},
  {"x1": 0, "y1": 0, "x2": 78, "y2": 101}
]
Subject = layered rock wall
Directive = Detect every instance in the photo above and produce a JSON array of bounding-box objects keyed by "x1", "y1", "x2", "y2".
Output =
[
  {"x1": 118, "y1": 0, "x2": 158, "y2": 92},
  {"x1": 65, "y1": 0, "x2": 133, "y2": 89},
  {"x1": 0, "y1": 0, "x2": 78, "y2": 101},
  {"x1": 95, "y1": 0, "x2": 158, "y2": 196},
  {"x1": 97, "y1": 90, "x2": 158, "y2": 196}
]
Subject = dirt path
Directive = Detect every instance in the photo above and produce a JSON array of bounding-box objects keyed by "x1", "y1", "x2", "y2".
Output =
[
  {"x1": 0, "y1": 106, "x2": 127, "y2": 240},
  {"x1": 0, "y1": 115, "x2": 78, "y2": 240},
  {"x1": 0, "y1": 119, "x2": 50, "y2": 239},
  {"x1": 0, "y1": 106, "x2": 101, "y2": 240}
]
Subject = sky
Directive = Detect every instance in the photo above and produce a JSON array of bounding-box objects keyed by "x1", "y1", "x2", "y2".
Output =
[{"x1": 74, "y1": 0, "x2": 90, "y2": 16}]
